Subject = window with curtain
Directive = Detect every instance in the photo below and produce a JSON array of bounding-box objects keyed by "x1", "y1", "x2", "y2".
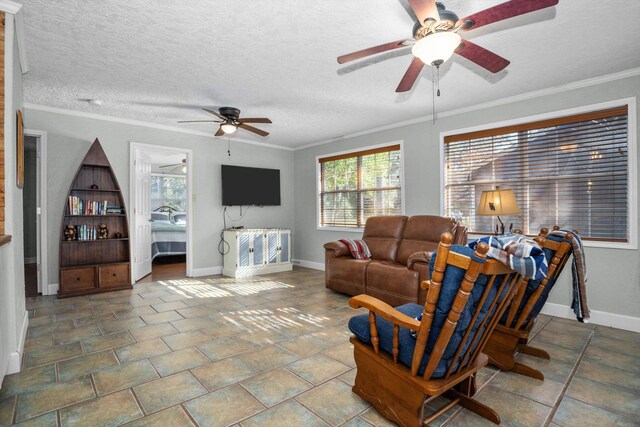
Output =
[
  {"x1": 151, "y1": 175, "x2": 187, "y2": 212},
  {"x1": 318, "y1": 144, "x2": 403, "y2": 228},
  {"x1": 444, "y1": 105, "x2": 630, "y2": 243}
]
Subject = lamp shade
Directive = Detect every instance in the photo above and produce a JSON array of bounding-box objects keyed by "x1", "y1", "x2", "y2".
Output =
[
  {"x1": 477, "y1": 187, "x2": 521, "y2": 216},
  {"x1": 411, "y1": 32, "x2": 461, "y2": 66}
]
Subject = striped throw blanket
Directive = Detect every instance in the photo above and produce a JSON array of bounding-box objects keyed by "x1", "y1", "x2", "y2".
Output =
[
  {"x1": 468, "y1": 233, "x2": 548, "y2": 281},
  {"x1": 548, "y1": 230, "x2": 590, "y2": 323},
  {"x1": 339, "y1": 239, "x2": 371, "y2": 260}
]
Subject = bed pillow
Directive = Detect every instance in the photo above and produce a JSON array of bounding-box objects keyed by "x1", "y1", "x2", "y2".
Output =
[
  {"x1": 172, "y1": 212, "x2": 187, "y2": 224},
  {"x1": 151, "y1": 212, "x2": 171, "y2": 223}
]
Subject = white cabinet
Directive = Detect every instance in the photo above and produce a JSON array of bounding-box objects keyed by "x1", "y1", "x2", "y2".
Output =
[{"x1": 223, "y1": 228, "x2": 292, "y2": 277}]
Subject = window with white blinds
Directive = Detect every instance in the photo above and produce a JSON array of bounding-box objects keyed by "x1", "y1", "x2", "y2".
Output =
[
  {"x1": 318, "y1": 144, "x2": 403, "y2": 228},
  {"x1": 444, "y1": 106, "x2": 630, "y2": 243}
]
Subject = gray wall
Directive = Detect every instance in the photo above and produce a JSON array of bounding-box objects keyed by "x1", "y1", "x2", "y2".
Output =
[
  {"x1": 23, "y1": 109, "x2": 295, "y2": 283},
  {"x1": 22, "y1": 138, "x2": 37, "y2": 260},
  {"x1": 0, "y1": 16, "x2": 26, "y2": 382},
  {"x1": 294, "y1": 75, "x2": 640, "y2": 318}
]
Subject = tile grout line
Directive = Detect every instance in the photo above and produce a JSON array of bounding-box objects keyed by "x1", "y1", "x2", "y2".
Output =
[{"x1": 542, "y1": 326, "x2": 595, "y2": 427}]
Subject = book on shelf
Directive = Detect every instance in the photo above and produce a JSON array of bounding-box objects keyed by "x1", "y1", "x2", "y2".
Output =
[
  {"x1": 73, "y1": 224, "x2": 98, "y2": 241},
  {"x1": 67, "y1": 197, "x2": 112, "y2": 215}
]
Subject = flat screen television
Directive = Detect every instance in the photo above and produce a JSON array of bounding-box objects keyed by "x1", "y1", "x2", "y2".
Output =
[{"x1": 221, "y1": 165, "x2": 281, "y2": 206}]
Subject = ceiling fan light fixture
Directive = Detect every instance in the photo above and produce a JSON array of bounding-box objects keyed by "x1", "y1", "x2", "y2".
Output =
[
  {"x1": 220, "y1": 123, "x2": 237, "y2": 134},
  {"x1": 411, "y1": 31, "x2": 461, "y2": 66}
]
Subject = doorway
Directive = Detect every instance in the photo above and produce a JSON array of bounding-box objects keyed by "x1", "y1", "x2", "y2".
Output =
[
  {"x1": 130, "y1": 143, "x2": 193, "y2": 283},
  {"x1": 22, "y1": 130, "x2": 48, "y2": 296}
]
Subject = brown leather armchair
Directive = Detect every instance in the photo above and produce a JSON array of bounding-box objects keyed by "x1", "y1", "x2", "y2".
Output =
[{"x1": 324, "y1": 215, "x2": 467, "y2": 306}]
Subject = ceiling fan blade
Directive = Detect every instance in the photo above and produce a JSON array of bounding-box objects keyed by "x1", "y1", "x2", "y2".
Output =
[
  {"x1": 338, "y1": 39, "x2": 410, "y2": 64},
  {"x1": 458, "y1": 0, "x2": 559, "y2": 31},
  {"x1": 239, "y1": 123, "x2": 269, "y2": 137},
  {"x1": 455, "y1": 40, "x2": 510, "y2": 73},
  {"x1": 214, "y1": 127, "x2": 225, "y2": 137},
  {"x1": 177, "y1": 120, "x2": 221, "y2": 123},
  {"x1": 408, "y1": 0, "x2": 440, "y2": 24},
  {"x1": 395, "y1": 57, "x2": 425, "y2": 93},
  {"x1": 238, "y1": 118, "x2": 272, "y2": 124},
  {"x1": 203, "y1": 108, "x2": 226, "y2": 120}
]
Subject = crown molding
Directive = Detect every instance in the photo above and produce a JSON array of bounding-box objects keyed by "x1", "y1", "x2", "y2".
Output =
[
  {"x1": 295, "y1": 67, "x2": 640, "y2": 151},
  {"x1": 0, "y1": 0, "x2": 21, "y2": 14},
  {"x1": 24, "y1": 103, "x2": 294, "y2": 151},
  {"x1": 0, "y1": 1, "x2": 29, "y2": 73}
]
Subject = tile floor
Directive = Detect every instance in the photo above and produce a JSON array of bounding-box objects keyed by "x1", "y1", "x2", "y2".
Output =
[{"x1": 1, "y1": 267, "x2": 638, "y2": 426}]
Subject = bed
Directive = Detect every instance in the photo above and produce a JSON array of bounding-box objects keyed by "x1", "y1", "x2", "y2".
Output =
[{"x1": 151, "y1": 211, "x2": 186, "y2": 260}]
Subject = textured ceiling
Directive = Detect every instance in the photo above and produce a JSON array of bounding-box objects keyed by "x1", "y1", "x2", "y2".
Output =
[{"x1": 17, "y1": 0, "x2": 640, "y2": 148}]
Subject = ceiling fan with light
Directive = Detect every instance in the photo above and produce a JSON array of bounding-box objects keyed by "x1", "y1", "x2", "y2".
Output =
[
  {"x1": 159, "y1": 159, "x2": 186, "y2": 174},
  {"x1": 178, "y1": 107, "x2": 272, "y2": 137},
  {"x1": 338, "y1": 0, "x2": 559, "y2": 92}
]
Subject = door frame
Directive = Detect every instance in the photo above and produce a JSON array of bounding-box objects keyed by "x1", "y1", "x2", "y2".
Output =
[
  {"x1": 129, "y1": 142, "x2": 193, "y2": 283},
  {"x1": 24, "y1": 129, "x2": 49, "y2": 295}
]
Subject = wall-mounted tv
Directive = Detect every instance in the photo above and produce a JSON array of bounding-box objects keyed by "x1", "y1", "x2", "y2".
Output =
[{"x1": 221, "y1": 165, "x2": 281, "y2": 206}]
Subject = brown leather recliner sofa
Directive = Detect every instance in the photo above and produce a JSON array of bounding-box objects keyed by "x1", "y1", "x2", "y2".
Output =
[{"x1": 324, "y1": 215, "x2": 467, "y2": 307}]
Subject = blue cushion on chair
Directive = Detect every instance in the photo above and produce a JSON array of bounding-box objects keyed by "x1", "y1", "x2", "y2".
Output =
[
  {"x1": 500, "y1": 234, "x2": 568, "y2": 327},
  {"x1": 349, "y1": 244, "x2": 508, "y2": 378}
]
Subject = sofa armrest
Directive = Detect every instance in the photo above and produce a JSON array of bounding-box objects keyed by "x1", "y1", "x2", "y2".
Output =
[
  {"x1": 324, "y1": 241, "x2": 350, "y2": 258},
  {"x1": 407, "y1": 251, "x2": 433, "y2": 270},
  {"x1": 452, "y1": 223, "x2": 468, "y2": 245}
]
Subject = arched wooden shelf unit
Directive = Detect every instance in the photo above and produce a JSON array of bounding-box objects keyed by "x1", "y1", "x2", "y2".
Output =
[{"x1": 58, "y1": 139, "x2": 131, "y2": 297}]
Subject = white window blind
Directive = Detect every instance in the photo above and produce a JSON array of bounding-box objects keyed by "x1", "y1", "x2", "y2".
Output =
[
  {"x1": 444, "y1": 106, "x2": 629, "y2": 242},
  {"x1": 319, "y1": 144, "x2": 402, "y2": 228}
]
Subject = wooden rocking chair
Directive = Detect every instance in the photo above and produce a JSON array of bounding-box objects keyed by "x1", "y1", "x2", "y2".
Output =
[
  {"x1": 484, "y1": 226, "x2": 574, "y2": 380},
  {"x1": 348, "y1": 233, "x2": 524, "y2": 426}
]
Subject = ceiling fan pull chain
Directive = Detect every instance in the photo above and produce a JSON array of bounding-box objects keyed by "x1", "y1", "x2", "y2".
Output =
[
  {"x1": 436, "y1": 64, "x2": 441, "y2": 97},
  {"x1": 432, "y1": 70, "x2": 437, "y2": 124},
  {"x1": 227, "y1": 137, "x2": 231, "y2": 157}
]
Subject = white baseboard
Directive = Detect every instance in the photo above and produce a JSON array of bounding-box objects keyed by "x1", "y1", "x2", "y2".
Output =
[
  {"x1": 7, "y1": 310, "x2": 29, "y2": 375},
  {"x1": 47, "y1": 282, "x2": 59, "y2": 295},
  {"x1": 24, "y1": 257, "x2": 37, "y2": 264},
  {"x1": 541, "y1": 302, "x2": 640, "y2": 333},
  {"x1": 191, "y1": 266, "x2": 223, "y2": 277},
  {"x1": 292, "y1": 259, "x2": 325, "y2": 271}
]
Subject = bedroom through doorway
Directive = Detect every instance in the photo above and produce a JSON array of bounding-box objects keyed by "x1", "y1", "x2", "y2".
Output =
[{"x1": 130, "y1": 143, "x2": 193, "y2": 283}]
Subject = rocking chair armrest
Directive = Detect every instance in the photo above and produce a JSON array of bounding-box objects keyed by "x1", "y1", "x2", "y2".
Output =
[{"x1": 349, "y1": 294, "x2": 421, "y2": 330}]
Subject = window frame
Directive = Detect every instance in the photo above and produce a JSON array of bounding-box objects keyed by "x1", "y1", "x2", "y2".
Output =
[
  {"x1": 316, "y1": 141, "x2": 405, "y2": 232},
  {"x1": 440, "y1": 98, "x2": 637, "y2": 250}
]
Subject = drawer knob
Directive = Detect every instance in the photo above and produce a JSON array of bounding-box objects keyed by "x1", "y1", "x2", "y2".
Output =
[
  {"x1": 76, "y1": 277, "x2": 80, "y2": 281},
  {"x1": 113, "y1": 273, "x2": 117, "y2": 277}
]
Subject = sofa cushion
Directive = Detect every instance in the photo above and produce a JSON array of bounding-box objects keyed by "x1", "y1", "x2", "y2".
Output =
[
  {"x1": 363, "y1": 215, "x2": 407, "y2": 262},
  {"x1": 396, "y1": 216, "x2": 459, "y2": 265},
  {"x1": 366, "y1": 261, "x2": 419, "y2": 307}
]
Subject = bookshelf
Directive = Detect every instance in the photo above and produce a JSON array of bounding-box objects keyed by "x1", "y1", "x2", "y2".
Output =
[{"x1": 58, "y1": 139, "x2": 132, "y2": 297}]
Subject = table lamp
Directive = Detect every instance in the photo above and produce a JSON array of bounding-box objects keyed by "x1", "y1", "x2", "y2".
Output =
[{"x1": 477, "y1": 186, "x2": 521, "y2": 235}]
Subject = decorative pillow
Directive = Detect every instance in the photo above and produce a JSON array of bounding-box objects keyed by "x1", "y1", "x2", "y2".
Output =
[{"x1": 339, "y1": 239, "x2": 371, "y2": 260}]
